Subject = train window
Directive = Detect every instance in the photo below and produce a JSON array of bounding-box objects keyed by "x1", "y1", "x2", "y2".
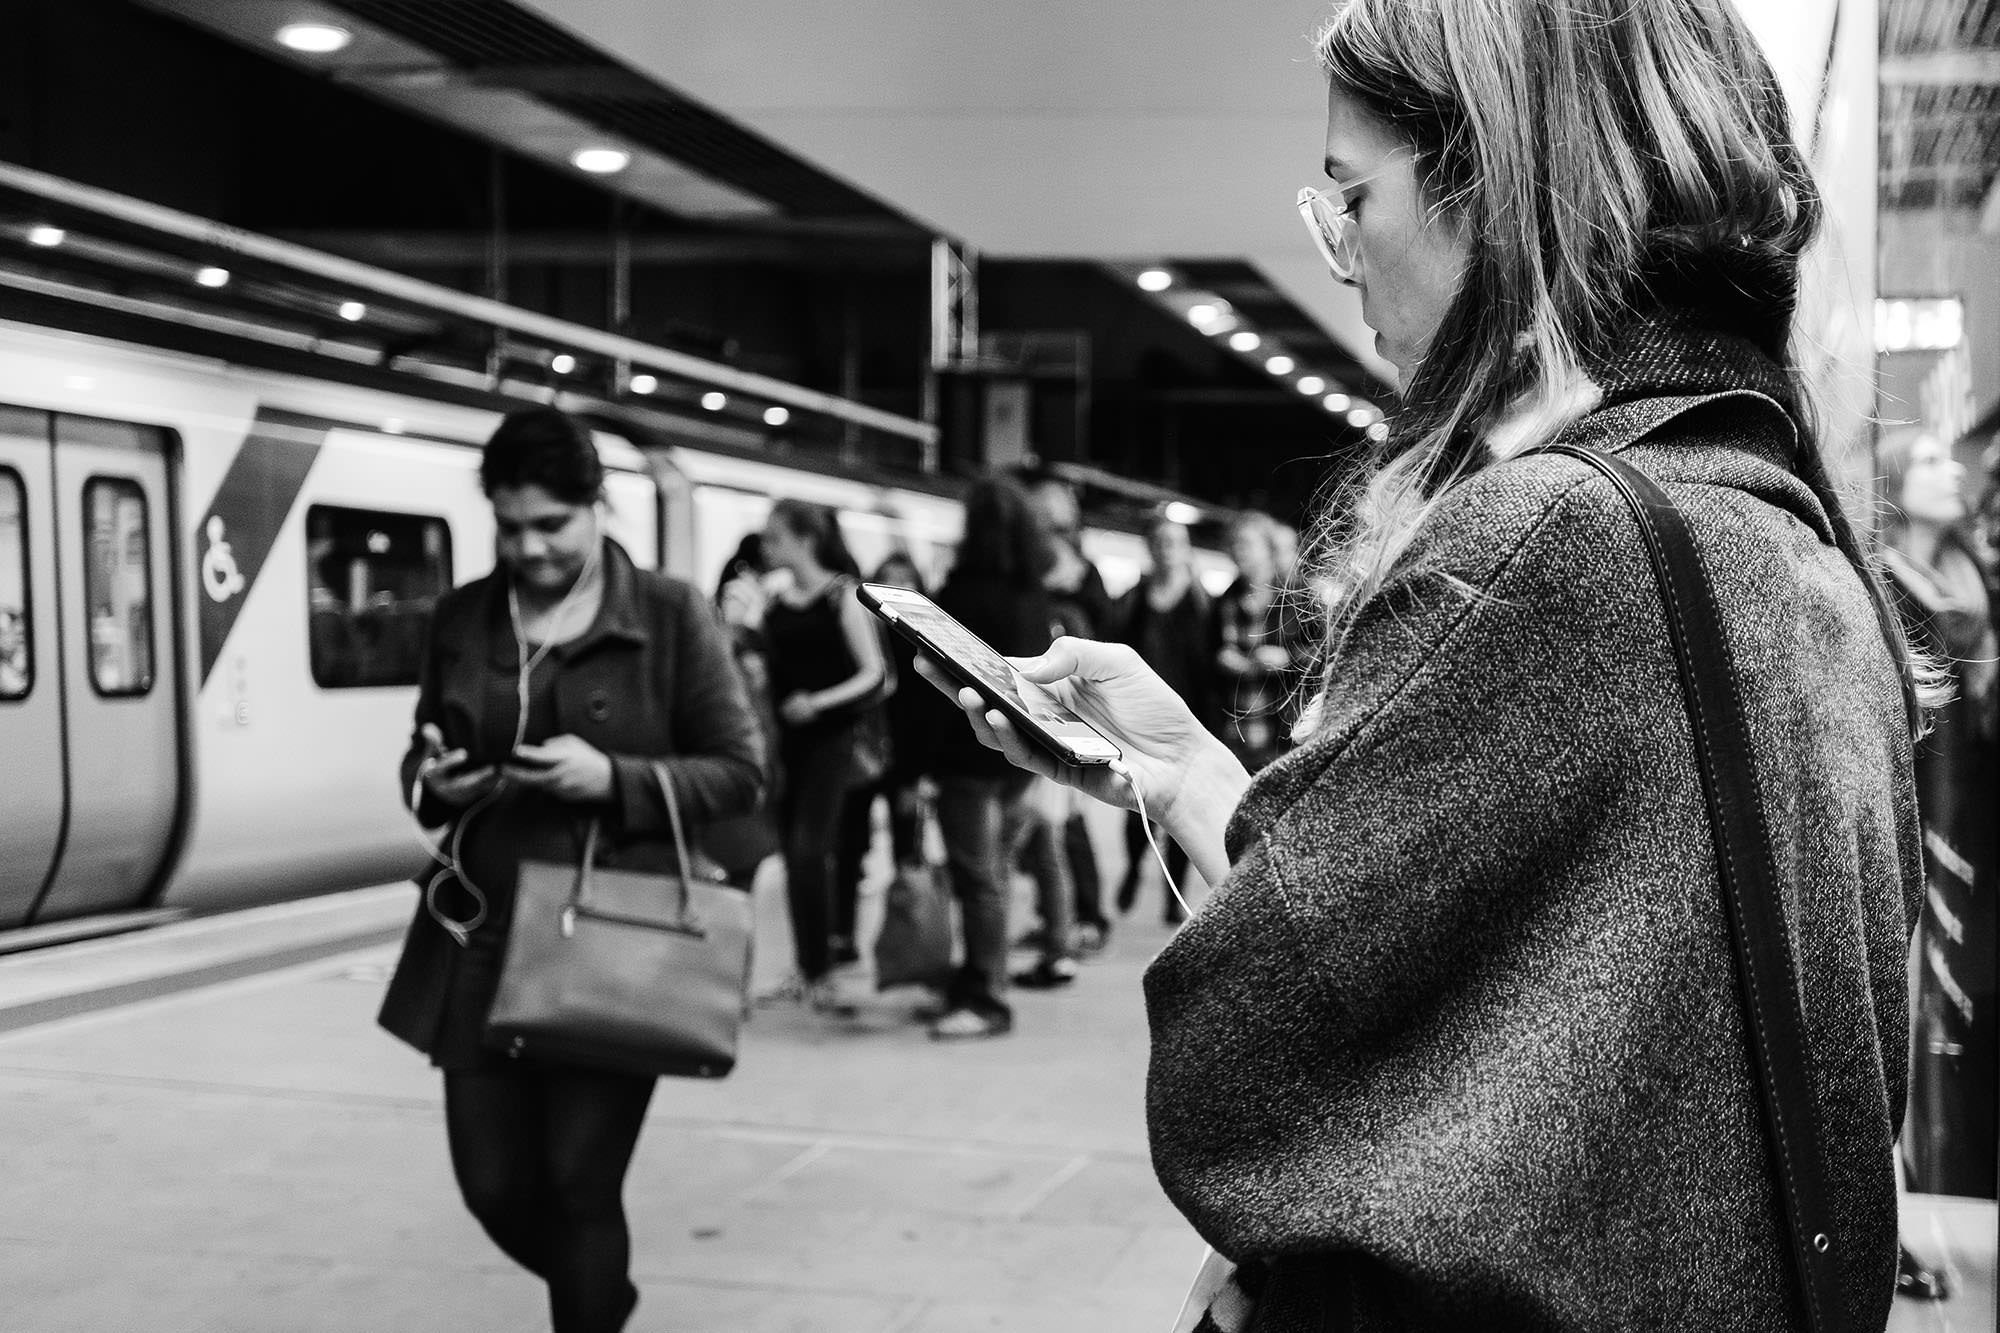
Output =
[
  {"x1": 81, "y1": 477, "x2": 155, "y2": 697},
  {"x1": 0, "y1": 468, "x2": 30, "y2": 700},
  {"x1": 307, "y1": 505, "x2": 453, "y2": 690}
]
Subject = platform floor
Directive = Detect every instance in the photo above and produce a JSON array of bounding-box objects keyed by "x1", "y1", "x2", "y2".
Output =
[{"x1": 0, "y1": 864, "x2": 1990, "y2": 1332}]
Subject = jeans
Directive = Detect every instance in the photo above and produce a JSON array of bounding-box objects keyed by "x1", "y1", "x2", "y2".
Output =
[
  {"x1": 781, "y1": 723, "x2": 863, "y2": 982},
  {"x1": 1014, "y1": 778, "x2": 1078, "y2": 961},
  {"x1": 443, "y1": 1064, "x2": 655, "y2": 1333},
  {"x1": 932, "y1": 772, "x2": 1037, "y2": 1015}
]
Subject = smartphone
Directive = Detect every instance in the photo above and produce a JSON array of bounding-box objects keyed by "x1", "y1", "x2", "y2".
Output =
[{"x1": 858, "y1": 583, "x2": 1122, "y2": 767}]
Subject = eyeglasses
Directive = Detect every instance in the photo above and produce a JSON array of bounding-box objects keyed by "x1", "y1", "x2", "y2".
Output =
[{"x1": 1296, "y1": 172, "x2": 1378, "y2": 282}]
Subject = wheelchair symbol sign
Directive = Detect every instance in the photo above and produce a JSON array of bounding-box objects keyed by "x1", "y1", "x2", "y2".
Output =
[{"x1": 202, "y1": 515, "x2": 248, "y2": 604}]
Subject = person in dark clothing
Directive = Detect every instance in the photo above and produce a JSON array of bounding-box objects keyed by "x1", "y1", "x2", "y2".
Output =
[
  {"x1": 919, "y1": 474, "x2": 1070, "y2": 1035},
  {"x1": 1112, "y1": 515, "x2": 1213, "y2": 924},
  {"x1": 378, "y1": 407, "x2": 764, "y2": 1333},
  {"x1": 759, "y1": 499, "x2": 887, "y2": 1014},
  {"x1": 833, "y1": 552, "x2": 930, "y2": 922},
  {"x1": 1214, "y1": 512, "x2": 1295, "y2": 772},
  {"x1": 1878, "y1": 428, "x2": 1998, "y2": 1240}
]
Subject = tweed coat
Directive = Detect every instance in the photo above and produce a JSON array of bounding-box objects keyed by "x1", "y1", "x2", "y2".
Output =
[{"x1": 1145, "y1": 314, "x2": 1922, "y2": 1332}]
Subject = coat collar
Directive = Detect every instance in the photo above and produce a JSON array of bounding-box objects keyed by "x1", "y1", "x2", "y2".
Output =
[{"x1": 479, "y1": 537, "x2": 648, "y2": 670}]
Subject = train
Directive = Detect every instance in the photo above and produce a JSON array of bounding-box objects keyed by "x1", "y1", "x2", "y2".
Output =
[{"x1": 0, "y1": 314, "x2": 1234, "y2": 939}]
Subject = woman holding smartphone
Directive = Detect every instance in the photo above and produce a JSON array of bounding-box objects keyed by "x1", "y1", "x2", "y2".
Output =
[
  {"x1": 924, "y1": 1, "x2": 1925, "y2": 1326},
  {"x1": 378, "y1": 407, "x2": 763, "y2": 1333}
]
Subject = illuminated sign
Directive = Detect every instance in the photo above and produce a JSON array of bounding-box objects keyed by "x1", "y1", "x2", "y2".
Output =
[{"x1": 1876, "y1": 298, "x2": 1963, "y2": 353}]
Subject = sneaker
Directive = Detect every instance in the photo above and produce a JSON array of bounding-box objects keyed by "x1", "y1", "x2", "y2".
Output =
[
  {"x1": 1012, "y1": 957, "x2": 1079, "y2": 989},
  {"x1": 928, "y1": 1007, "x2": 1013, "y2": 1040},
  {"x1": 807, "y1": 977, "x2": 858, "y2": 1019}
]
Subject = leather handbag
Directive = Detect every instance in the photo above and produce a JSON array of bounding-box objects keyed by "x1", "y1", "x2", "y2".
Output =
[
  {"x1": 872, "y1": 792, "x2": 954, "y2": 992},
  {"x1": 1545, "y1": 444, "x2": 1850, "y2": 1332},
  {"x1": 485, "y1": 761, "x2": 754, "y2": 1079}
]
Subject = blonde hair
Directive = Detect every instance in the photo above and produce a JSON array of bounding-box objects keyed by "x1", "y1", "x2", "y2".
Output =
[{"x1": 1295, "y1": 0, "x2": 1931, "y2": 738}]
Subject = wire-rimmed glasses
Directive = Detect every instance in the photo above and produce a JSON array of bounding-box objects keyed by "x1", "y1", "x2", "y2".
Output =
[{"x1": 1296, "y1": 174, "x2": 1376, "y2": 282}]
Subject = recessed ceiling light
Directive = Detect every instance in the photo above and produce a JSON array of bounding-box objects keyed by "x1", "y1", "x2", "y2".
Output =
[
  {"x1": 1367, "y1": 421, "x2": 1390, "y2": 442},
  {"x1": 1137, "y1": 269, "x2": 1172, "y2": 292},
  {"x1": 763, "y1": 406, "x2": 791, "y2": 427},
  {"x1": 1347, "y1": 407, "x2": 1374, "y2": 428},
  {"x1": 1264, "y1": 355, "x2": 1294, "y2": 376},
  {"x1": 1323, "y1": 392, "x2": 1350, "y2": 412},
  {"x1": 27, "y1": 225, "x2": 65, "y2": 247},
  {"x1": 338, "y1": 300, "x2": 366, "y2": 321},
  {"x1": 550, "y1": 353, "x2": 576, "y2": 374},
  {"x1": 570, "y1": 147, "x2": 631, "y2": 175},
  {"x1": 1228, "y1": 331, "x2": 1261, "y2": 353},
  {"x1": 276, "y1": 23, "x2": 352, "y2": 54},
  {"x1": 1163, "y1": 501, "x2": 1201, "y2": 526},
  {"x1": 701, "y1": 391, "x2": 727, "y2": 411},
  {"x1": 1296, "y1": 376, "x2": 1325, "y2": 395},
  {"x1": 1187, "y1": 304, "x2": 1220, "y2": 327},
  {"x1": 195, "y1": 266, "x2": 230, "y2": 288},
  {"x1": 630, "y1": 373, "x2": 657, "y2": 394}
]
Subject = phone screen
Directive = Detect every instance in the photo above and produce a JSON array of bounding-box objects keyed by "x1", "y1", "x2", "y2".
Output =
[{"x1": 860, "y1": 584, "x2": 1121, "y2": 765}]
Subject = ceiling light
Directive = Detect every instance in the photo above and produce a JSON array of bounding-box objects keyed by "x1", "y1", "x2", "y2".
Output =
[
  {"x1": 1163, "y1": 501, "x2": 1201, "y2": 526},
  {"x1": 1137, "y1": 269, "x2": 1173, "y2": 292},
  {"x1": 570, "y1": 147, "x2": 631, "y2": 175},
  {"x1": 276, "y1": 23, "x2": 352, "y2": 54},
  {"x1": 550, "y1": 354, "x2": 576, "y2": 374},
  {"x1": 629, "y1": 373, "x2": 657, "y2": 394},
  {"x1": 27, "y1": 225, "x2": 64, "y2": 247},
  {"x1": 195, "y1": 266, "x2": 230, "y2": 288},
  {"x1": 1296, "y1": 376, "x2": 1325, "y2": 395},
  {"x1": 763, "y1": 406, "x2": 791, "y2": 427},
  {"x1": 1347, "y1": 407, "x2": 1373, "y2": 428},
  {"x1": 701, "y1": 391, "x2": 727, "y2": 411},
  {"x1": 1323, "y1": 392, "x2": 1350, "y2": 412},
  {"x1": 338, "y1": 300, "x2": 366, "y2": 321},
  {"x1": 1367, "y1": 421, "x2": 1390, "y2": 442},
  {"x1": 1264, "y1": 355, "x2": 1295, "y2": 376},
  {"x1": 1187, "y1": 303, "x2": 1220, "y2": 327},
  {"x1": 1228, "y1": 331, "x2": 1261, "y2": 353}
]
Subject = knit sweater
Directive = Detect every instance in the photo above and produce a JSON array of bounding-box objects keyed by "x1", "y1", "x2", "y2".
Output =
[{"x1": 1144, "y1": 314, "x2": 1921, "y2": 1332}]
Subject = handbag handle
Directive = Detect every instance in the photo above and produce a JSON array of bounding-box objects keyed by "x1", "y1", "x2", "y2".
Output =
[
  {"x1": 560, "y1": 761, "x2": 706, "y2": 940},
  {"x1": 1542, "y1": 444, "x2": 1847, "y2": 1333}
]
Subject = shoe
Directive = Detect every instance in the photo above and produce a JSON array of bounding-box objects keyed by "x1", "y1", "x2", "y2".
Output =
[
  {"x1": 1076, "y1": 921, "x2": 1111, "y2": 955},
  {"x1": 929, "y1": 1007, "x2": 1013, "y2": 1040},
  {"x1": 807, "y1": 977, "x2": 858, "y2": 1018},
  {"x1": 829, "y1": 935, "x2": 861, "y2": 967},
  {"x1": 1012, "y1": 957, "x2": 1079, "y2": 989},
  {"x1": 1895, "y1": 1243, "x2": 1950, "y2": 1301},
  {"x1": 1012, "y1": 925, "x2": 1052, "y2": 952}
]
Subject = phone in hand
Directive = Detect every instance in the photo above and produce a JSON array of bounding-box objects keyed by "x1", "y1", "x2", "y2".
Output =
[{"x1": 858, "y1": 582, "x2": 1121, "y2": 767}]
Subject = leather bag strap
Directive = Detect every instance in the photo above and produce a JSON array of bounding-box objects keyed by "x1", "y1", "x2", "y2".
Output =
[
  {"x1": 566, "y1": 764, "x2": 702, "y2": 932},
  {"x1": 1542, "y1": 443, "x2": 1847, "y2": 1333},
  {"x1": 650, "y1": 760, "x2": 699, "y2": 913}
]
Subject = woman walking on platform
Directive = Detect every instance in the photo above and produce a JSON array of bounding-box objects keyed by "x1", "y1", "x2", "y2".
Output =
[
  {"x1": 379, "y1": 407, "x2": 764, "y2": 1333},
  {"x1": 758, "y1": 499, "x2": 888, "y2": 1012}
]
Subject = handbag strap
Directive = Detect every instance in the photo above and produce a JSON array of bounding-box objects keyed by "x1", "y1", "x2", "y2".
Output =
[
  {"x1": 1543, "y1": 443, "x2": 1846, "y2": 1333},
  {"x1": 569, "y1": 763, "x2": 701, "y2": 926}
]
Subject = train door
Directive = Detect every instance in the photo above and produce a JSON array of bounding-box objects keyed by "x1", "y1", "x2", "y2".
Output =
[
  {"x1": 29, "y1": 415, "x2": 183, "y2": 922},
  {"x1": 0, "y1": 407, "x2": 64, "y2": 928}
]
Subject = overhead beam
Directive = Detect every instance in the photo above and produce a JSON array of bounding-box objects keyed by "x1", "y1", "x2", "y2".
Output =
[
  {"x1": 275, "y1": 230, "x2": 928, "y2": 269},
  {"x1": 1880, "y1": 49, "x2": 2000, "y2": 86}
]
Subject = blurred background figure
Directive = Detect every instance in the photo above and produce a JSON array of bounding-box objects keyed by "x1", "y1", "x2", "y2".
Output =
[
  {"x1": 1214, "y1": 512, "x2": 1294, "y2": 772},
  {"x1": 831, "y1": 550, "x2": 932, "y2": 950},
  {"x1": 921, "y1": 474, "x2": 1074, "y2": 1037},
  {"x1": 1020, "y1": 469, "x2": 1114, "y2": 954},
  {"x1": 1112, "y1": 514, "x2": 1214, "y2": 924},
  {"x1": 707, "y1": 533, "x2": 785, "y2": 889},
  {"x1": 1877, "y1": 429, "x2": 1998, "y2": 1215},
  {"x1": 758, "y1": 499, "x2": 888, "y2": 1016}
]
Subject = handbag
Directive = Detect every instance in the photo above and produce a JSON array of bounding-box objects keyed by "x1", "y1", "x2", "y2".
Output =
[
  {"x1": 872, "y1": 792, "x2": 954, "y2": 992},
  {"x1": 1545, "y1": 443, "x2": 1850, "y2": 1332},
  {"x1": 485, "y1": 760, "x2": 754, "y2": 1079},
  {"x1": 1172, "y1": 445, "x2": 1858, "y2": 1333}
]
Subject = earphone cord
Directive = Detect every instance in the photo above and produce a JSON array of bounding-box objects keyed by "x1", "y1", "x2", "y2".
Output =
[
  {"x1": 412, "y1": 531, "x2": 605, "y2": 947},
  {"x1": 1109, "y1": 759, "x2": 1192, "y2": 922}
]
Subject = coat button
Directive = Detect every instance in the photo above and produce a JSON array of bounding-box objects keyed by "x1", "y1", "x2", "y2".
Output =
[{"x1": 587, "y1": 691, "x2": 611, "y2": 722}]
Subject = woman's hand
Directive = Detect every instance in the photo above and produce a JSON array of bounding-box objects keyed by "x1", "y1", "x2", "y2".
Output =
[
  {"x1": 504, "y1": 735, "x2": 615, "y2": 803},
  {"x1": 417, "y1": 723, "x2": 499, "y2": 808},
  {"x1": 914, "y1": 636, "x2": 1248, "y2": 835},
  {"x1": 778, "y1": 691, "x2": 820, "y2": 727}
]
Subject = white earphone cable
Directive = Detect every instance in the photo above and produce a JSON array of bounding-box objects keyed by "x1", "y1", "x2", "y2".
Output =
[{"x1": 1108, "y1": 758, "x2": 1192, "y2": 922}]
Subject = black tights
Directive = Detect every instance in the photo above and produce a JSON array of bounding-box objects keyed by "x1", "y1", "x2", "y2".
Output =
[{"x1": 443, "y1": 1065, "x2": 656, "y2": 1333}]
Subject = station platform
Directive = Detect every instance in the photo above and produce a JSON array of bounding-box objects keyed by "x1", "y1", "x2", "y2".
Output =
[{"x1": 0, "y1": 871, "x2": 1991, "y2": 1332}]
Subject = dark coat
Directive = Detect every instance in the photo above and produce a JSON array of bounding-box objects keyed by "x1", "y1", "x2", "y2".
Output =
[
  {"x1": 378, "y1": 540, "x2": 765, "y2": 1057},
  {"x1": 1144, "y1": 315, "x2": 1921, "y2": 1331}
]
